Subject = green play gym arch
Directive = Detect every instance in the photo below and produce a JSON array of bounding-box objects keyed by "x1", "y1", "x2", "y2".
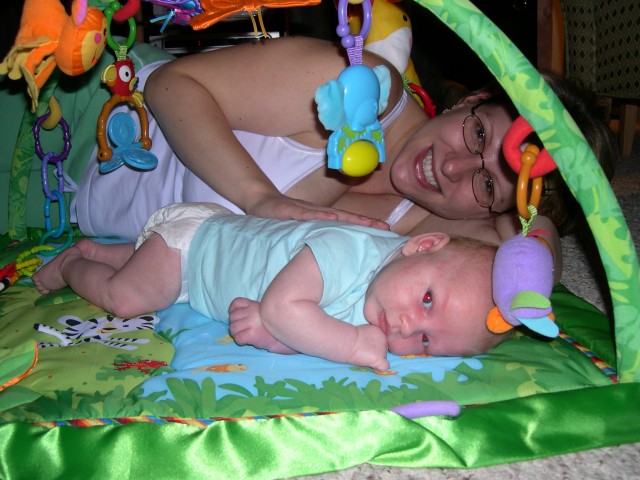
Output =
[{"x1": 416, "y1": 0, "x2": 639, "y2": 382}]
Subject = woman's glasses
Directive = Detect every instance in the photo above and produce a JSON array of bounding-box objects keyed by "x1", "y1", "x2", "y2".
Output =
[{"x1": 462, "y1": 103, "x2": 496, "y2": 213}]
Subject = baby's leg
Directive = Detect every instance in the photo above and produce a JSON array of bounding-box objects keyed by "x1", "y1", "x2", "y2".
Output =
[
  {"x1": 33, "y1": 240, "x2": 135, "y2": 295},
  {"x1": 229, "y1": 297, "x2": 297, "y2": 354},
  {"x1": 74, "y1": 238, "x2": 136, "y2": 270},
  {"x1": 38, "y1": 234, "x2": 181, "y2": 318}
]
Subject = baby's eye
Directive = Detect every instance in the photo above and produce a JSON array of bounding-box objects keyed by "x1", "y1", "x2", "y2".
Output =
[{"x1": 422, "y1": 290, "x2": 433, "y2": 309}]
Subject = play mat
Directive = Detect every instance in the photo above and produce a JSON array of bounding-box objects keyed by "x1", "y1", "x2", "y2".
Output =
[{"x1": 1, "y1": 0, "x2": 639, "y2": 478}]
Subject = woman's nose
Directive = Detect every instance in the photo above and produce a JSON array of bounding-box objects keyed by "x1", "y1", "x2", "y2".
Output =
[{"x1": 441, "y1": 152, "x2": 480, "y2": 182}]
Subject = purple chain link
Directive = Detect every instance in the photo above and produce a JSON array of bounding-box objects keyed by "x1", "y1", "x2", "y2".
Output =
[
  {"x1": 40, "y1": 152, "x2": 65, "y2": 202},
  {"x1": 33, "y1": 114, "x2": 71, "y2": 163}
]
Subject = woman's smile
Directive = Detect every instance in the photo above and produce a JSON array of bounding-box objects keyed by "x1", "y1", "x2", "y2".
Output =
[{"x1": 414, "y1": 147, "x2": 440, "y2": 192}]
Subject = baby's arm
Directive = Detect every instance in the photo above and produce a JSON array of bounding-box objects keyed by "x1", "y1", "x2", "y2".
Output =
[
  {"x1": 233, "y1": 247, "x2": 389, "y2": 370},
  {"x1": 229, "y1": 297, "x2": 298, "y2": 354}
]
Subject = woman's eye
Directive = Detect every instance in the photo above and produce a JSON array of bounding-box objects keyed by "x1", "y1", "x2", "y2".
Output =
[
  {"x1": 484, "y1": 177, "x2": 494, "y2": 195},
  {"x1": 422, "y1": 291, "x2": 433, "y2": 309}
]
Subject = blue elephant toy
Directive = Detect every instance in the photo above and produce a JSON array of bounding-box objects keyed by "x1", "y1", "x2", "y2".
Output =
[{"x1": 315, "y1": 64, "x2": 391, "y2": 177}]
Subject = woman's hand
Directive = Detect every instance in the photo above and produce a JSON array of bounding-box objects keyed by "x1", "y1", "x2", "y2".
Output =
[{"x1": 247, "y1": 194, "x2": 390, "y2": 230}]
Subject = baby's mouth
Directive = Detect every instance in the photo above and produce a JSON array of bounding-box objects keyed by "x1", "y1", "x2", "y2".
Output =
[
  {"x1": 417, "y1": 148, "x2": 440, "y2": 191},
  {"x1": 378, "y1": 311, "x2": 391, "y2": 335}
]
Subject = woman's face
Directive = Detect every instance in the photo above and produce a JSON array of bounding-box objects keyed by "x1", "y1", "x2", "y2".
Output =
[{"x1": 390, "y1": 99, "x2": 518, "y2": 220}]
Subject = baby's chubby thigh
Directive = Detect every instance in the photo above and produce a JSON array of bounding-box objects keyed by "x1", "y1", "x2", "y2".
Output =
[
  {"x1": 108, "y1": 232, "x2": 183, "y2": 317},
  {"x1": 135, "y1": 203, "x2": 234, "y2": 304}
]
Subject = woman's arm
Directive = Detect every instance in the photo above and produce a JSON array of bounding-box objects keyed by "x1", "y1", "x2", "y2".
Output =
[
  {"x1": 258, "y1": 247, "x2": 390, "y2": 370},
  {"x1": 144, "y1": 36, "x2": 396, "y2": 228}
]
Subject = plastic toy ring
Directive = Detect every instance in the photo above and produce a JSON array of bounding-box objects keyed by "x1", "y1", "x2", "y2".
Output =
[
  {"x1": 105, "y1": 1, "x2": 137, "y2": 52},
  {"x1": 40, "y1": 153, "x2": 65, "y2": 202},
  {"x1": 336, "y1": 0, "x2": 372, "y2": 49},
  {"x1": 112, "y1": 0, "x2": 140, "y2": 22},
  {"x1": 33, "y1": 115, "x2": 71, "y2": 163},
  {"x1": 516, "y1": 144, "x2": 543, "y2": 219},
  {"x1": 44, "y1": 190, "x2": 67, "y2": 239},
  {"x1": 97, "y1": 97, "x2": 151, "y2": 161},
  {"x1": 503, "y1": 116, "x2": 556, "y2": 178},
  {"x1": 39, "y1": 226, "x2": 74, "y2": 256}
]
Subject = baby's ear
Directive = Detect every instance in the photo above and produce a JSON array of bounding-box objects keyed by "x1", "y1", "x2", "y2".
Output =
[
  {"x1": 401, "y1": 232, "x2": 451, "y2": 256},
  {"x1": 455, "y1": 90, "x2": 492, "y2": 108}
]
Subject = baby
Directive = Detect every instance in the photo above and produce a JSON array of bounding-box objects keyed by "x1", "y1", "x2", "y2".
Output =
[{"x1": 33, "y1": 203, "x2": 505, "y2": 370}]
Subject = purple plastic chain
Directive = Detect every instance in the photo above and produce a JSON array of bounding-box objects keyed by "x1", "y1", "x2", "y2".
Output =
[
  {"x1": 33, "y1": 114, "x2": 70, "y2": 202},
  {"x1": 33, "y1": 111, "x2": 74, "y2": 253}
]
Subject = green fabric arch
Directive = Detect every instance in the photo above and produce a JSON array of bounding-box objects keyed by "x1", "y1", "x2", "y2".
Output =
[{"x1": 413, "y1": 0, "x2": 639, "y2": 382}]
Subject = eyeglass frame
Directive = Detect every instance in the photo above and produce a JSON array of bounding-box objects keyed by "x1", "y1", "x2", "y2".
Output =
[{"x1": 462, "y1": 102, "x2": 499, "y2": 214}]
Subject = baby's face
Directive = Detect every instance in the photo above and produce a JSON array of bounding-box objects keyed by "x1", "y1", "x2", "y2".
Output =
[{"x1": 363, "y1": 248, "x2": 495, "y2": 357}]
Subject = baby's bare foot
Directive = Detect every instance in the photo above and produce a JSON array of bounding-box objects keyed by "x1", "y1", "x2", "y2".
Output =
[{"x1": 32, "y1": 246, "x2": 82, "y2": 295}]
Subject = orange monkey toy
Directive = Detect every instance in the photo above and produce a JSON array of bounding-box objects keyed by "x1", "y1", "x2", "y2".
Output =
[{"x1": 0, "y1": 0, "x2": 107, "y2": 111}]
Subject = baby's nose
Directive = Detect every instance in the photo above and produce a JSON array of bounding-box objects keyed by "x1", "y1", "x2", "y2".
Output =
[{"x1": 399, "y1": 314, "x2": 418, "y2": 338}]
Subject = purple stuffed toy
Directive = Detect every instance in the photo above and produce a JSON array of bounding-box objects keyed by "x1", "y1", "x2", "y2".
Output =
[{"x1": 487, "y1": 231, "x2": 559, "y2": 338}]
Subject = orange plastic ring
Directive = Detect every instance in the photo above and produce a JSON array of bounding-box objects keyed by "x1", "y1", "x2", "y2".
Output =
[{"x1": 516, "y1": 145, "x2": 543, "y2": 218}]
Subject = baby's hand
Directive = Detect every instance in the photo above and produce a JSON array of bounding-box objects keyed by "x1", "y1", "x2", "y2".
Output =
[
  {"x1": 228, "y1": 297, "x2": 297, "y2": 354},
  {"x1": 349, "y1": 324, "x2": 390, "y2": 371}
]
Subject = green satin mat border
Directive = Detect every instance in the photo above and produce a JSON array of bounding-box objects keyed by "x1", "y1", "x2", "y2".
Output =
[{"x1": 0, "y1": 383, "x2": 638, "y2": 479}]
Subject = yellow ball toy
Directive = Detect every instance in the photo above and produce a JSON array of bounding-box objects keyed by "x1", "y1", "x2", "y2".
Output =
[{"x1": 340, "y1": 140, "x2": 380, "y2": 177}]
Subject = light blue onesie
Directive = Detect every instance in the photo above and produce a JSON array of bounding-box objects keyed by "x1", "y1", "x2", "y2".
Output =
[{"x1": 187, "y1": 214, "x2": 408, "y2": 324}]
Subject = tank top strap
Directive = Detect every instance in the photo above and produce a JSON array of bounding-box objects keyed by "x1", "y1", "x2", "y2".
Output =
[
  {"x1": 380, "y1": 90, "x2": 408, "y2": 129},
  {"x1": 385, "y1": 197, "x2": 415, "y2": 228}
]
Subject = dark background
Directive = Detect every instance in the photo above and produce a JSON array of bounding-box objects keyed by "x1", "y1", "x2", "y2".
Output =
[{"x1": 2, "y1": 0, "x2": 538, "y2": 109}]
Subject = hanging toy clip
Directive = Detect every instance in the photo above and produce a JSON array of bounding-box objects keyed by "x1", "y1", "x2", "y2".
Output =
[
  {"x1": 335, "y1": 0, "x2": 372, "y2": 49},
  {"x1": 315, "y1": 0, "x2": 389, "y2": 177},
  {"x1": 96, "y1": 1, "x2": 157, "y2": 171}
]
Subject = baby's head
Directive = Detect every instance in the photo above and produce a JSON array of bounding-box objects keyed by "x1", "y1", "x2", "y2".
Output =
[{"x1": 364, "y1": 233, "x2": 509, "y2": 357}]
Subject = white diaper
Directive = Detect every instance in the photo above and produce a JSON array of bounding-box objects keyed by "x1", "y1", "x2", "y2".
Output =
[{"x1": 135, "y1": 202, "x2": 233, "y2": 302}]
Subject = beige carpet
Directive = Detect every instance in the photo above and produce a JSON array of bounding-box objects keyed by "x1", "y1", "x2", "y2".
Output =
[
  {"x1": 293, "y1": 127, "x2": 640, "y2": 479},
  {"x1": 298, "y1": 442, "x2": 640, "y2": 479}
]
